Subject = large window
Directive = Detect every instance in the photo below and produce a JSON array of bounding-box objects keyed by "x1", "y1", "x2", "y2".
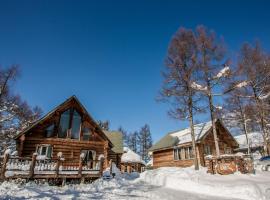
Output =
[
  {"x1": 58, "y1": 108, "x2": 82, "y2": 139},
  {"x1": 174, "y1": 146, "x2": 194, "y2": 160},
  {"x1": 71, "y1": 110, "x2": 81, "y2": 139},
  {"x1": 58, "y1": 109, "x2": 71, "y2": 138},
  {"x1": 82, "y1": 127, "x2": 92, "y2": 141},
  {"x1": 45, "y1": 124, "x2": 55, "y2": 138}
]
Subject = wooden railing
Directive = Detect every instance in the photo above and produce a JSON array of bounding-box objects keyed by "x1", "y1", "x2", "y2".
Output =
[{"x1": 0, "y1": 153, "x2": 104, "y2": 180}]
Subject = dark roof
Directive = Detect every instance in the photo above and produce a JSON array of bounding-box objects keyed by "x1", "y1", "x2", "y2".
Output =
[
  {"x1": 148, "y1": 133, "x2": 179, "y2": 152},
  {"x1": 104, "y1": 131, "x2": 123, "y2": 154},
  {"x1": 14, "y1": 95, "x2": 113, "y2": 147}
]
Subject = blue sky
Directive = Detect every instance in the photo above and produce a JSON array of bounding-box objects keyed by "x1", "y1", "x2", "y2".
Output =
[{"x1": 0, "y1": 0, "x2": 270, "y2": 142}]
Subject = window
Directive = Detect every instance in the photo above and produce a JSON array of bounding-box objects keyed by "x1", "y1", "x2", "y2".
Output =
[
  {"x1": 45, "y1": 124, "x2": 55, "y2": 138},
  {"x1": 58, "y1": 108, "x2": 82, "y2": 139},
  {"x1": 81, "y1": 150, "x2": 96, "y2": 162},
  {"x1": 71, "y1": 110, "x2": 81, "y2": 139},
  {"x1": 37, "y1": 145, "x2": 52, "y2": 159},
  {"x1": 224, "y1": 147, "x2": 232, "y2": 154},
  {"x1": 58, "y1": 109, "x2": 71, "y2": 138},
  {"x1": 82, "y1": 127, "x2": 91, "y2": 141},
  {"x1": 204, "y1": 145, "x2": 211, "y2": 155},
  {"x1": 173, "y1": 146, "x2": 194, "y2": 160},
  {"x1": 81, "y1": 150, "x2": 96, "y2": 168}
]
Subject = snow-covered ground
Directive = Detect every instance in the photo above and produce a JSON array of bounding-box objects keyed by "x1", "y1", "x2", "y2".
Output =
[{"x1": 0, "y1": 167, "x2": 270, "y2": 200}]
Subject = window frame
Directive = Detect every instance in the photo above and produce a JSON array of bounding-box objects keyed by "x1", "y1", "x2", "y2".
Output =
[
  {"x1": 173, "y1": 146, "x2": 194, "y2": 160},
  {"x1": 57, "y1": 108, "x2": 82, "y2": 140},
  {"x1": 204, "y1": 145, "x2": 212, "y2": 155},
  {"x1": 44, "y1": 123, "x2": 55, "y2": 138},
  {"x1": 36, "y1": 144, "x2": 53, "y2": 159}
]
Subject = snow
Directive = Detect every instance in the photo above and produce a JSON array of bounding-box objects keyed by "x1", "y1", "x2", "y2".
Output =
[
  {"x1": 4, "y1": 149, "x2": 11, "y2": 155},
  {"x1": 259, "y1": 92, "x2": 270, "y2": 100},
  {"x1": 190, "y1": 82, "x2": 208, "y2": 91},
  {"x1": 234, "y1": 132, "x2": 264, "y2": 149},
  {"x1": 236, "y1": 81, "x2": 249, "y2": 88},
  {"x1": 1, "y1": 167, "x2": 270, "y2": 200},
  {"x1": 170, "y1": 121, "x2": 213, "y2": 144},
  {"x1": 146, "y1": 158, "x2": 153, "y2": 166},
  {"x1": 138, "y1": 167, "x2": 270, "y2": 200},
  {"x1": 57, "y1": 152, "x2": 63, "y2": 158},
  {"x1": 121, "y1": 147, "x2": 146, "y2": 165},
  {"x1": 36, "y1": 155, "x2": 48, "y2": 160},
  {"x1": 215, "y1": 66, "x2": 230, "y2": 78}
]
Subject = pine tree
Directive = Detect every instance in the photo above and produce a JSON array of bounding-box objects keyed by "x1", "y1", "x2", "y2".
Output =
[
  {"x1": 138, "y1": 124, "x2": 152, "y2": 162},
  {"x1": 118, "y1": 126, "x2": 128, "y2": 146}
]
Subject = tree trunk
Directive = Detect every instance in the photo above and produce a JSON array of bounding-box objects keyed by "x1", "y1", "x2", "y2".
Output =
[
  {"x1": 208, "y1": 90, "x2": 220, "y2": 157},
  {"x1": 188, "y1": 98, "x2": 199, "y2": 170}
]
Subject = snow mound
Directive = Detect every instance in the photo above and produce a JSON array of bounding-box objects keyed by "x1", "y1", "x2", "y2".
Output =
[
  {"x1": 121, "y1": 147, "x2": 145, "y2": 165},
  {"x1": 137, "y1": 167, "x2": 270, "y2": 200}
]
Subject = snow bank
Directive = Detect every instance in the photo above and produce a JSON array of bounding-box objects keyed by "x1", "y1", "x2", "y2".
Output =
[{"x1": 137, "y1": 167, "x2": 270, "y2": 200}]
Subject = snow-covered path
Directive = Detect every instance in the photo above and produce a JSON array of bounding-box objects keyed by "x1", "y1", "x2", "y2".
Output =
[{"x1": 0, "y1": 179, "x2": 238, "y2": 200}]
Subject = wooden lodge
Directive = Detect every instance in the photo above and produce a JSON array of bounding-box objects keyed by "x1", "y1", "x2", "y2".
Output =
[
  {"x1": 0, "y1": 96, "x2": 123, "y2": 182},
  {"x1": 149, "y1": 120, "x2": 239, "y2": 169}
]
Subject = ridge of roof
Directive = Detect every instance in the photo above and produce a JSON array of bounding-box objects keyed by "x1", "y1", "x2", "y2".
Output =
[{"x1": 14, "y1": 95, "x2": 113, "y2": 146}]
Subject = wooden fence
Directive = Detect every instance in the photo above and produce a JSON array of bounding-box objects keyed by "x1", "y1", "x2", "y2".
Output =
[{"x1": 0, "y1": 153, "x2": 104, "y2": 181}]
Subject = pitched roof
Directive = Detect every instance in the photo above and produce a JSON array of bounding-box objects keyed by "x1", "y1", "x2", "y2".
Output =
[
  {"x1": 104, "y1": 131, "x2": 123, "y2": 154},
  {"x1": 14, "y1": 96, "x2": 113, "y2": 147},
  {"x1": 121, "y1": 147, "x2": 145, "y2": 165},
  {"x1": 149, "y1": 120, "x2": 236, "y2": 152},
  {"x1": 234, "y1": 132, "x2": 264, "y2": 149}
]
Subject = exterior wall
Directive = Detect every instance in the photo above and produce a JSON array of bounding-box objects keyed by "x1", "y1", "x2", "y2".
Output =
[
  {"x1": 120, "y1": 163, "x2": 144, "y2": 173},
  {"x1": 152, "y1": 124, "x2": 238, "y2": 168},
  {"x1": 19, "y1": 136, "x2": 107, "y2": 164},
  {"x1": 108, "y1": 150, "x2": 122, "y2": 169}
]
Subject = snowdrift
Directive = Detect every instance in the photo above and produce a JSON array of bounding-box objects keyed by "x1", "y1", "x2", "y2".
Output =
[{"x1": 137, "y1": 167, "x2": 270, "y2": 200}]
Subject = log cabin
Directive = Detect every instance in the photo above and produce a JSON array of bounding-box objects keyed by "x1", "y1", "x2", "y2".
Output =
[
  {"x1": 149, "y1": 120, "x2": 239, "y2": 168},
  {"x1": 120, "y1": 147, "x2": 145, "y2": 173},
  {"x1": 13, "y1": 96, "x2": 122, "y2": 173}
]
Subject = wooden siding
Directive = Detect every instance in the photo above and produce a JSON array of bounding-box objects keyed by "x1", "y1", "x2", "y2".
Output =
[
  {"x1": 152, "y1": 122, "x2": 238, "y2": 168},
  {"x1": 15, "y1": 97, "x2": 118, "y2": 169}
]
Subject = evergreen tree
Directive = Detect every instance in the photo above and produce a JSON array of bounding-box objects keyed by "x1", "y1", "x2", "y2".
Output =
[{"x1": 138, "y1": 124, "x2": 152, "y2": 162}]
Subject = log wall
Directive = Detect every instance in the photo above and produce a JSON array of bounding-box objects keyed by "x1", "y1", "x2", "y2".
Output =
[{"x1": 152, "y1": 123, "x2": 238, "y2": 168}]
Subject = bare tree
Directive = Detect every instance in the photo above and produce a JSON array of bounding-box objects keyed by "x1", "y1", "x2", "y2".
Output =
[
  {"x1": 222, "y1": 91, "x2": 252, "y2": 154},
  {"x1": 0, "y1": 66, "x2": 42, "y2": 153},
  {"x1": 159, "y1": 27, "x2": 202, "y2": 170},
  {"x1": 192, "y1": 26, "x2": 229, "y2": 157},
  {"x1": 97, "y1": 120, "x2": 110, "y2": 131},
  {"x1": 228, "y1": 42, "x2": 270, "y2": 155}
]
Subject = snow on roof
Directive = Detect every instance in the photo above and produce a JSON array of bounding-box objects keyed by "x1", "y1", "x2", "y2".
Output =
[
  {"x1": 170, "y1": 121, "x2": 213, "y2": 145},
  {"x1": 146, "y1": 158, "x2": 153, "y2": 166},
  {"x1": 121, "y1": 147, "x2": 145, "y2": 165},
  {"x1": 234, "y1": 132, "x2": 264, "y2": 149}
]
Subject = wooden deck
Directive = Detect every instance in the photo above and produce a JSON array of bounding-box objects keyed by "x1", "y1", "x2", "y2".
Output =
[{"x1": 0, "y1": 153, "x2": 104, "y2": 182}]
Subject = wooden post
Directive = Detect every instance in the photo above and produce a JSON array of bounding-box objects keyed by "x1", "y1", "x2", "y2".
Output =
[
  {"x1": 78, "y1": 157, "x2": 83, "y2": 178},
  {"x1": 29, "y1": 153, "x2": 37, "y2": 179},
  {"x1": 55, "y1": 158, "x2": 61, "y2": 178},
  {"x1": 109, "y1": 159, "x2": 112, "y2": 175},
  {"x1": 104, "y1": 141, "x2": 109, "y2": 169},
  {"x1": 99, "y1": 157, "x2": 104, "y2": 176},
  {"x1": 1, "y1": 153, "x2": 9, "y2": 180},
  {"x1": 18, "y1": 134, "x2": 25, "y2": 157}
]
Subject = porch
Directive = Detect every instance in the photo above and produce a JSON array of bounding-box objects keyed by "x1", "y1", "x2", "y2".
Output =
[{"x1": 0, "y1": 153, "x2": 104, "y2": 182}]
